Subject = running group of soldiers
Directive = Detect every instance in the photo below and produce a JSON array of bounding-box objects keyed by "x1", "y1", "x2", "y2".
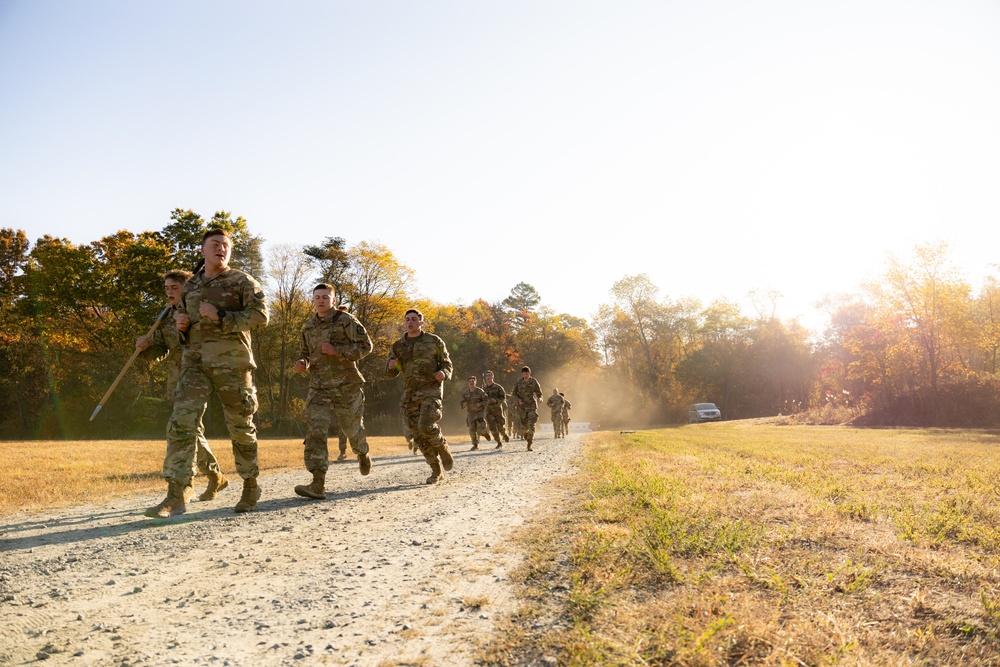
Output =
[
  {"x1": 135, "y1": 228, "x2": 572, "y2": 518},
  {"x1": 460, "y1": 370, "x2": 572, "y2": 450}
]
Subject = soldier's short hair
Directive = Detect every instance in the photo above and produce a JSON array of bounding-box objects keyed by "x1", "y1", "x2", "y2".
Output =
[
  {"x1": 484, "y1": 370, "x2": 494, "y2": 376},
  {"x1": 521, "y1": 366, "x2": 531, "y2": 373},
  {"x1": 164, "y1": 269, "x2": 193, "y2": 284},
  {"x1": 468, "y1": 376, "x2": 477, "y2": 381},
  {"x1": 405, "y1": 308, "x2": 423, "y2": 320},
  {"x1": 314, "y1": 283, "x2": 334, "y2": 292},
  {"x1": 202, "y1": 227, "x2": 231, "y2": 244}
]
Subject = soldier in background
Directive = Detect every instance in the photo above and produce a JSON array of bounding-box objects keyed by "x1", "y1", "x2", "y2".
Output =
[
  {"x1": 511, "y1": 366, "x2": 543, "y2": 450},
  {"x1": 460, "y1": 375, "x2": 490, "y2": 450},
  {"x1": 482, "y1": 370, "x2": 509, "y2": 449},
  {"x1": 136, "y1": 269, "x2": 228, "y2": 502},
  {"x1": 546, "y1": 388, "x2": 566, "y2": 438},
  {"x1": 385, "y1": 309, "x2": 454, "y2": 483},
  {"x1": 292, "y1": 284, "x2": 374, "y2": 499},
  {"x1": 560, "y1": 391, "x2": 572, "y2": 436},
  {"x1": 508, "y1": 396, "x2": 523, "y2": 440},
  {"x1": 146, "y1": 228, "x2": 269, "y2": 517}
]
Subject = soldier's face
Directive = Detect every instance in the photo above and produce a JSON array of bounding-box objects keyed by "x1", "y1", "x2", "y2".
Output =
[
  {"x1": 468, "y1": 378, "x2": 477, "y2": 389},
  {"x1": 484, "y1": 374, "x2": 494, "y2": 385},
  {"x1": 404, "y1": 312, "x2": 423, "y2": 336},
  {"x1": 164, "y1": 279, "x2": 183, "y2": 306},
  {"x1": 522, "y1": 370, "x2": 531, "y2": 380},
  {"x1": 201, "y1": 234, "x2": 231, "y2": 270},
  {"x1": 313, "y1": 289, "x2": 334, "y2": 317}
]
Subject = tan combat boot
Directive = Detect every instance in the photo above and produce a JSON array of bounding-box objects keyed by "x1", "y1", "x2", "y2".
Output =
[
  {"x1": 359, "y1": 452, "x2": 372, "y2": 476},
  {"x1": 294, "y1": 469, "x2": 326, "y2": 500},
  {"x1": 198, "y1": 471, "x2": 229, "y2": 501},
  {"x1": 144, "y1": 480, "x2": 191, "y2": 518},
  {"x1": 234, "y1": 477, "x2": 261, "y2": 513},
  {"x1": 423, "y1": 452, "x2": 442, "y2": 484},
  {"x1": 438, "y1": 441, "x2": 454, "y2": 471}
]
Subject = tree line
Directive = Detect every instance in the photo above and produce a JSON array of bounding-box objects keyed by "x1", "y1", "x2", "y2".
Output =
[{"x1": 1, "y1": 212, "x2": 995, "y2": 440}]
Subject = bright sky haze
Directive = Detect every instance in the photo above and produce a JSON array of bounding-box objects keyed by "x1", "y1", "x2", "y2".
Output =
[{"x1": 2, "y1": 1, "x2": 999, "y2": 333}]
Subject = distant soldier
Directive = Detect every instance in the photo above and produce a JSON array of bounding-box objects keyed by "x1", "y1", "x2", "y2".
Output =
[
  {"x1": 136, "y1": 269, "x2": 228, "y2": 502},
  {"x1": 461, "y1": 376, "x2": 491, "y2": 450},
  {"x1": 292, "y1": 284, "x2": 374, "y2": 499},
  {"x1": 482, "y1": 370, "x2": 509, "y2": 449},
  {"x1": 560, "y1": 391, "x2": 572, "y2": 436},
  {"x1": 546, "y1": 388, "x2": 566, "y2": 438},
  {"x1": 508, "y1": 396, "x2": 524, "y2": 440},
  {"x1": 146, "y1": 228, "x2": 269, "y2": 517},
  {"x1": 510, "y1": 366, "x2": 543, "y2": 450},
  {"x1": 385, "y1": 309, "x2": 454, "y2": 483}
]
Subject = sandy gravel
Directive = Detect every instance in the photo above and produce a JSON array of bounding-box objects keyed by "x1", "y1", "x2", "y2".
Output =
[{"x1": 0, "y1": 430, "x2": 583, "y2": 667}]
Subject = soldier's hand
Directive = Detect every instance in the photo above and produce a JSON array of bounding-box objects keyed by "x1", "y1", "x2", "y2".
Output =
[
  {"x1": 293, "y1": 360, "x2": 307, "y2": 374},
  {"x1": 135, "y1": 335, "x2": 151, "y2": 351},
  {"x1": 434, "y1": 371, "x2": 445, "y2": 382},
  {"x1": 199, "y1": 302, "x2": 220, "y2": 321},
  {"x1": 321, "y1": 341, "x2": 337, "y2": 355},
  {"x1": 174, "y1": 312, "x2": 191, "y2": 331}
]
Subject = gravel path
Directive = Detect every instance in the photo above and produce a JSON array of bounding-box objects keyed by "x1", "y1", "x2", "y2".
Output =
[{"x1": 0, "y1": 432, "x2": 583, "y2": 666}]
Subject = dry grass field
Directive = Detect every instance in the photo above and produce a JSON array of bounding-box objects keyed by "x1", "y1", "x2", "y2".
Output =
[
  {"x1": 0, "y1": 434, "x2": 431, "y2": 516},
  {"x1": 485, "y1": 421, "x2": 1000, "y2": 666}
]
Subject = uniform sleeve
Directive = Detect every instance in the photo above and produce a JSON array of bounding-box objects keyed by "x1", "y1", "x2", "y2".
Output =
[
  {"x1": 297, "y1": 325, "x2": 311, "y2": 368},
  {"x1": 336, "y1": 315, "x2": 374, "y2": 362},
  {"x1": 384, "y1": 344, "x2": 401, "y2": 380},
  {"x1": 436, "y1": 338, "x2": 453, "y2": 381},
  {"x1": 533, "y1": 380, "x2": 543, "y2": 400},
  {"x1": 140, "y1": 325, "x2": 171, "y2": 365},
  {"x1": 222, "y1": 274, "x2": 269, "y2": 333}
]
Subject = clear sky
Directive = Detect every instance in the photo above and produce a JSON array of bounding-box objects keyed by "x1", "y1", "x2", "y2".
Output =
[{"x1": 2, "y1": 1, "x2": 999, "y2": 334}]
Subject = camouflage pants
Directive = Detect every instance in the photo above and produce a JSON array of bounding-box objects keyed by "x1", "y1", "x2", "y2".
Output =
[
  {"x1": 519, "y1": 406, "x2": 538, "y2": 439},
  {"x1": 403, "y1": 395, "x2": 446, "y2": 455},
  {"x1": 165, "y1": 366, "x2": 258, "y2": 483},
  {"x1": 193, "y1": 413, "x2": 222, "y2": 475},
  {"x1": 510, "y1": 405, "x2": 524, "y2": 438},
  {"x1": 550, "y1": 411, "x2": 564, "y2": 437},
  {"x1": 466, "y1": 410, "x2": 488, "y2": 444},
  {"x1": 303, "y1": 383, "x2": 369, "y2": 472},
  {"x1": 485, "y1": 408, "x2": 505, "y2": 442}
]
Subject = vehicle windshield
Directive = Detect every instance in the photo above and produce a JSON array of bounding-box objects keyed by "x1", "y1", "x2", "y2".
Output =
[{"x1": 693, "y1": 403, "x2": 717, "y2": 410}]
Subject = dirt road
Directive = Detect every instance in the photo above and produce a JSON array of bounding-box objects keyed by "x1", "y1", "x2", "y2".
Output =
[{"x1": 0, "y1": 432, "x2": 584, "y2": 666}]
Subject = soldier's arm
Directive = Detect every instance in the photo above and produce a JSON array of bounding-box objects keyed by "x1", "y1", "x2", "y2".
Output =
[
  {"x1": 222, "y1": 275, "x2": 269, "y2": 333},
  {"x1": 334, "y1": 316, "x2": 374, "y2": 362},
  {"x1": 139, "y1": 326, "x2": 170, "y2": 364},
  {"x1": 384, "y1": 348, "x2": 401, "y2": 379},
  {"x1": 296, "y1": 326, "x2": 311, "y2": 370},
  {"x1": 436, "y1": 339, "x2": 453, "y2": 381}
]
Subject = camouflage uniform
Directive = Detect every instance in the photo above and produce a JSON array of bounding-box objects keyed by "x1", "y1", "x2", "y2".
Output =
[
  {"x1": 385, "y1": 332, "x2": 453, "y2": 462},
  {"x1": 546, "y1": 393, "x2": 566, "y2": 438},
  {"x1": 164, "y1": 267, "x2": 268, "y2": 484},
  {"x1": 508, "y1": 397, "x2": 524, "y2": 439},
  {"x1": 461, "y1": 386, "x2": 490, "y2": 446},
  {"x1": 561, "y1": 395, "x2": 572, "y2": 435},
  {"x1": 296, "y1": 309, "x2": 373, "y2": 472},
  {"x1": 483, "y1": 381, "x2": 509, "y2": 443},
  {"x1": 511, "y1": 376, "x2": 543, "y2": 445},
  {"x1": 141, "y1": 306, "x2": 222, "y2": 476}
]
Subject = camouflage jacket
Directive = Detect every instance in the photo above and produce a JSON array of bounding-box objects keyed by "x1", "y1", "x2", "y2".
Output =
[
  {"x1": 296, "y1": 310, "x2": 373, "y2": 388},
  {"x1": 140, "y1": 306, "x2": 184, "y2": 397},
  {"x1": 384, "y1": 332, "x2": 453, "y2": 402},
  {"x1": 562, "y1": 397, "x2": 572, "y2": 420},
  {"x1": 546, "y1": 393, "x2": 566, "y2": 415},
  {"x1": 511, "y1": 377, "x2": 543, "y2": 409},
  {"x1": 461, "y1": 387, "x2": 489, "y2": 414},
  {"x1": 180, "y1": 267, "x2": 269, "y2": 370},
  {"x1": 482, "y1": 382, "x2": 507, "y2": 415}
]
